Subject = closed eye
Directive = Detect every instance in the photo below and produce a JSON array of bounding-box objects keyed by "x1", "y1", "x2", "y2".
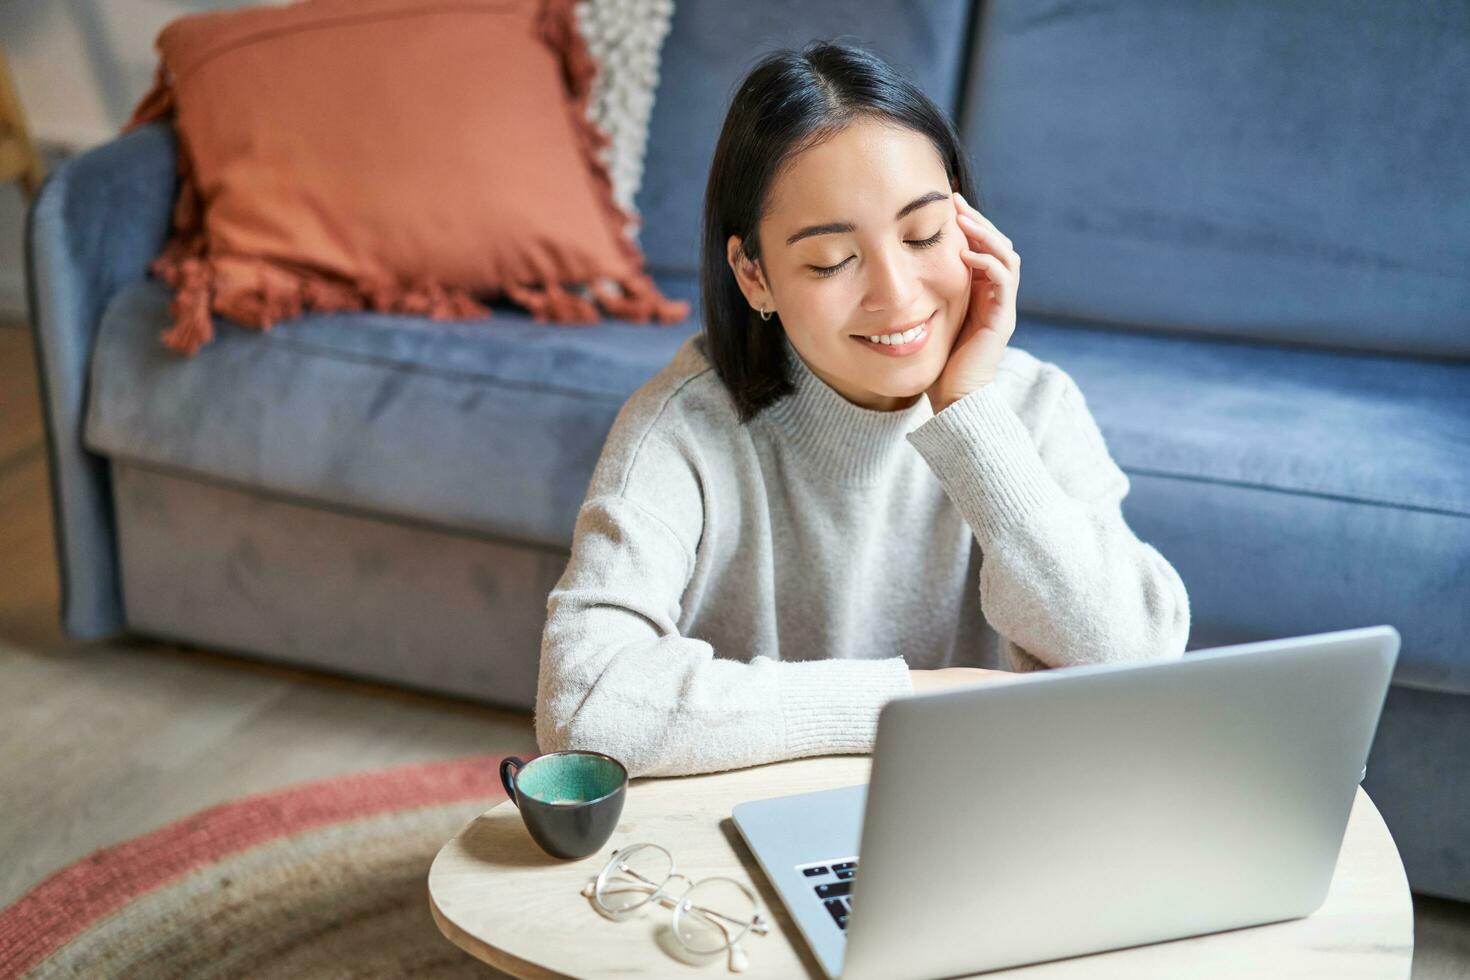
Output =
[{"x1": 809, "y1": 229, "x2": 947, "y2": 279}]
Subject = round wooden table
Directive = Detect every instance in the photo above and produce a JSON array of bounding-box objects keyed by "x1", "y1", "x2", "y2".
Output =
[{"x1": 428, "y1": 755, "x2": 1414, "y2": 978}]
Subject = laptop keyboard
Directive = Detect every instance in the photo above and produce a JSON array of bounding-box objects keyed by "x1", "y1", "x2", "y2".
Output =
[{"x1": 798, "y1": 858, "x2": 859, "y2": 931}]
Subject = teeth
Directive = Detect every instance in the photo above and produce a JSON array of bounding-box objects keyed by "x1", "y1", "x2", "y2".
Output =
[{"x1": 867, "y1": 323, "x2": 926, "y2": 345}]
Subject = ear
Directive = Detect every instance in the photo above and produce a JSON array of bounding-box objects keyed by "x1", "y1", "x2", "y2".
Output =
[{"x1": 726, "y1": 234, "x2": 772, "y2": 312}]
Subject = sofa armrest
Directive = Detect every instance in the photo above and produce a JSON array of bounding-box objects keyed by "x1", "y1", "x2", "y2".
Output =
[{"x1": 25, "y1": 120, "x2": 179, "y2": 639}]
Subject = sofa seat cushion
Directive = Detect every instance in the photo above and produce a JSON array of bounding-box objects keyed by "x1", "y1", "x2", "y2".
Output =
[
  {"x1": 84, "y1": 283, "x2": 1469, "y2": 690},
  {"x1": 1016, "y1": 316, "x2": 1470, "y2": 695},
  {"x1": 84, "y1": 276, "x2": 701, "y2": 551},
  {"x1": 1016, "y1": 318, "x2": 1470, "y2": 518}
]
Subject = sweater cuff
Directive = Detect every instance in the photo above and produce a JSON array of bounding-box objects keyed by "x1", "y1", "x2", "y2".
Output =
[
  {"x1": 906, "y1": 384, "x2": 1068, "y2": 542},
  {"x1": 778, "y1": 656, "x2": 914, "y2": 756}
]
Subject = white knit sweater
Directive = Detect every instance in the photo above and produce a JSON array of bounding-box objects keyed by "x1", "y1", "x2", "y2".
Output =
[{"x1": 535, "y1": 329, "x2": 1191, "y2": 778}]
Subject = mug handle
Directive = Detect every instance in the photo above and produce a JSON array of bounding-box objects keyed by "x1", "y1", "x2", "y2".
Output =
[{"x1": 500, "y1": 756, "x2": 525, "y2": 808}]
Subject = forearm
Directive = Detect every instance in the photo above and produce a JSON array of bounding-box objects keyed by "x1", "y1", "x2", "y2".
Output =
[
  {"x1": 978, "y1": 506, "x2": 1192, "y2": 668},
  {"x1": 538, "y1": 622, "x2": 914, "y2": 778},
  {"x1": 908, "y1": 378, "x2": 1191, "y2": 669}
]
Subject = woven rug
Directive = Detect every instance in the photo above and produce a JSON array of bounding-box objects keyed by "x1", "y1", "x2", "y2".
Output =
[{"x1": 0, "y1": 754, "x2": 514, "y2": 978}]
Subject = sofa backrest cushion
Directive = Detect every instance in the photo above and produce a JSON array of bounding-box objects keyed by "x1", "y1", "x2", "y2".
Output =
[
  {"x1": 634, "y1": 0, "x2": 977, "y2": 276},
  {"x1": 959, "y1": 0, "x2": 1470, "y2": 359}
]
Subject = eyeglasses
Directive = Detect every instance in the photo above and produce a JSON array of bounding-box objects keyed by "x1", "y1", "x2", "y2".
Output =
[{"x1": 581, "y1": 842, "x2": 771, "y2": 972}]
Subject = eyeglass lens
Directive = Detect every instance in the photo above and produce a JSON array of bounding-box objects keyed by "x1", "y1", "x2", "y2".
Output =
[
  {"x1": 597, "y1": 844, "x2": 674, "y2": 913},
  {"x1": 672, "y1": 877, "x2": 758, "y2": 954},
  {"x1": 595, "y1": 845, "x2": 759, "y2": 953}
]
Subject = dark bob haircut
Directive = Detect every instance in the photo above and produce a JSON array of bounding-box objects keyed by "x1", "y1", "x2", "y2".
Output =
[{"x1": 699, "y1": 38, "x2": 981, "y2": 425}]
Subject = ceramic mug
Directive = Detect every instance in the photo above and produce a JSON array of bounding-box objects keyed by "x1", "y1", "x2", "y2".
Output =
[{"x1": 499, "y1": 750, "x2": 628, "y2": 859}]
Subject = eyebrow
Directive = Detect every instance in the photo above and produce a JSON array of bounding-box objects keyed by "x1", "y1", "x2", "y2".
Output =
[{"x1": 783, "y1": 190, "x2": 951, "y2": 247}]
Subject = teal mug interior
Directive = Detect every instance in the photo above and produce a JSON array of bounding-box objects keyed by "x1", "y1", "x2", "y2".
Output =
[{"x1": 511, "y1": 752, "x2": 626, "y2": 805}]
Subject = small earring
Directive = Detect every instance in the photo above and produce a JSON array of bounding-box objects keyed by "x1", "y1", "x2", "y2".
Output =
[{"x1": 759, "y1": 306, "x2": 773, "y2": 321}]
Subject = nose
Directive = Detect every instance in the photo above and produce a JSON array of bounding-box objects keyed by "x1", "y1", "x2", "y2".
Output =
[{"x1": 861, "y1": 241, "x2": 917, "y2": 315}]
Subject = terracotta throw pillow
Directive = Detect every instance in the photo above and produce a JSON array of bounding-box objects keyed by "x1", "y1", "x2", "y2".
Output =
[{"x1": 122, "y1": 0, "x2": 690, "y2": 356}]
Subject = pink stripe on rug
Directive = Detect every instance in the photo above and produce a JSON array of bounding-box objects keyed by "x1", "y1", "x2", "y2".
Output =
[{"x1": 0, "y1": 751, "x2": 527, "y2": 977}]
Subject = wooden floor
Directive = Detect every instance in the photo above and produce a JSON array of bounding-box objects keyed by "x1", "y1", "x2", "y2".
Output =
[{"x1": 4, "y1": 319, "x2": 1469, "y2": 978}]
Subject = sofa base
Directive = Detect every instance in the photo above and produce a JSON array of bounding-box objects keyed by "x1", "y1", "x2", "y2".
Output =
[
  {"x1": 1363, "y1": 682, "x2": 1470, "y2": 903},
  {"x1": 107, "y1": 459, "x2": 1469, "y2": 902},
  {"x1": 110, "y1": 460, "x2": 569, "y2": 712}
]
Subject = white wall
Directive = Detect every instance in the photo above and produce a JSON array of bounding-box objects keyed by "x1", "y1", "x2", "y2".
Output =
[{"x1": 0, "y1": 0, "x2": 286, "y2": 321}]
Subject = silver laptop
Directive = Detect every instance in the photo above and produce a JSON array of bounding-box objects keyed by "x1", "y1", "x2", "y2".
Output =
[{"x1": 731, "y1": 625, "x2": 1400, "y2": 980}]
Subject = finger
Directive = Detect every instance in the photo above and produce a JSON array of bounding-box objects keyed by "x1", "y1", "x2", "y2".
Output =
[
  {"x1": 956, "y1": 212, "x2": 1009, "y2": 251},
  {"x1": 954, "y1": 193, "x2": 1014, "y2": 251},
  {"x1": 968, "y1": 211, "x2": 1014, "y2": 254},
  {"x1": 957, "y1": 214, "x2": 1019, "y2": 272},
  {"x1": 961, "y1": 249, "x2": 1015, "y2": 290},
  {"x1": 956, "y1": 211, "x2": 1015, "y2": 262}
]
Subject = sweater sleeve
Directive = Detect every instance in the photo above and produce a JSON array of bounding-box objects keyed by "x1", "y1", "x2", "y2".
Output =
[
  {"x1": 535, "y1": 489, "x2": 914, "y2": 779},
  {"x1": 905, "y1": 367, "x2": 1191, "y2": 673}
]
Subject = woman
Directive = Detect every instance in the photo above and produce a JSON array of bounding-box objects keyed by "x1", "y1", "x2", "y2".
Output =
[{"x1": 535, "y1": 40, "x2": 1191, "y2": 779}]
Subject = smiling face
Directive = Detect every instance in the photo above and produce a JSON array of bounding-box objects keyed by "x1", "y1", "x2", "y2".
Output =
[{"x1": 726, "y1": 116, "x2": 973, "y2": 412}]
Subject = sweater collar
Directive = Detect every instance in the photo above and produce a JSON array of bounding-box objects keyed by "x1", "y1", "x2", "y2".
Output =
[{"x1": 763, "y1": 331, "x2": 934, "y2": 484}]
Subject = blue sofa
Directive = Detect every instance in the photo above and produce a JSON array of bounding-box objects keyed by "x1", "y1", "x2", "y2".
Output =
[{"x1": 26, "y1": 1, "x2": 1469, "y2": 902}]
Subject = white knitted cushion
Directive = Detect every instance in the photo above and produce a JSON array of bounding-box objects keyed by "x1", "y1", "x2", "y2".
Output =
[{"x1": 574, "y1": 0, "x2": 677, "y2": 248}]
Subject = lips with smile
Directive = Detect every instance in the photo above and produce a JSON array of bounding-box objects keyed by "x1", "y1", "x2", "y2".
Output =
[{"x1": 851, "y1": 310, "x2": 935, "y2": 357}]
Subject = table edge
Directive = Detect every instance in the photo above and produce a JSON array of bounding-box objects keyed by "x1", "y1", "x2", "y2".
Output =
[{"x1": 428, "y1": 877, "x2": 568, "y2": 980}]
